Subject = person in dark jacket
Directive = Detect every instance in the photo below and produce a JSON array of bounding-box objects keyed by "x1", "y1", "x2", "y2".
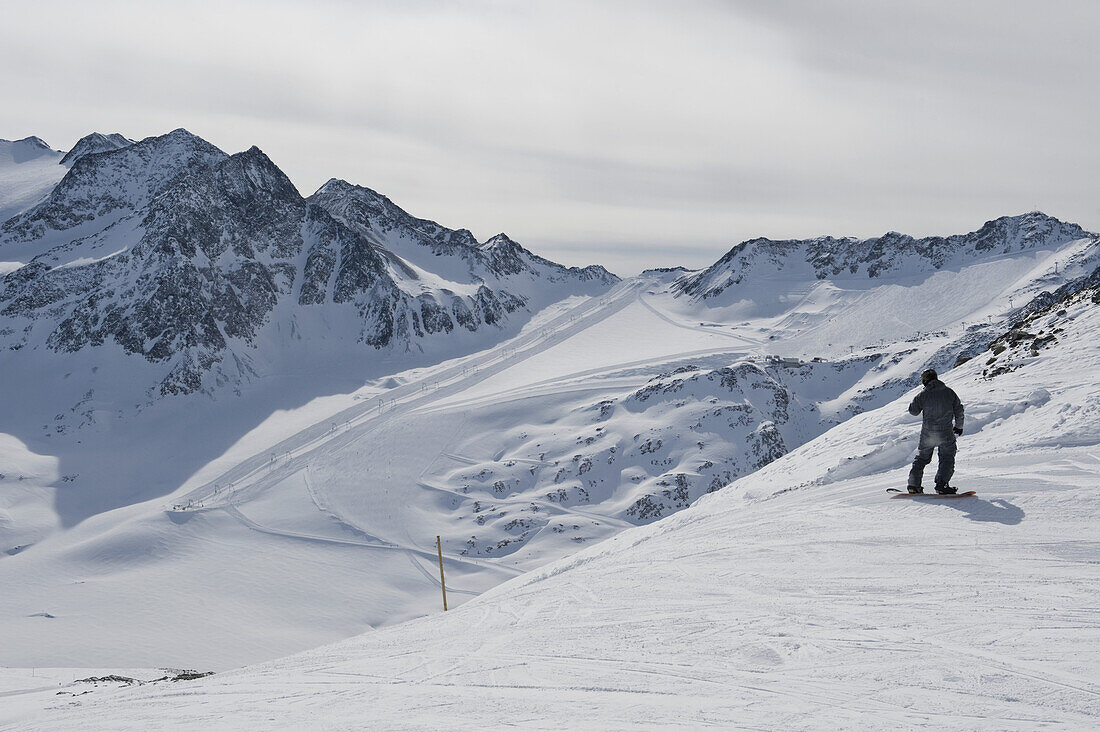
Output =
[{"x1": 906, "y1": 368, "x2": 964, "y2": 494}]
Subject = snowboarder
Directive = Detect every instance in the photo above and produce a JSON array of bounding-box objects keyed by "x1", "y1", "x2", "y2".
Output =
[{"x1": 906, "y1": 368, "x2": 964, "y2": 494}]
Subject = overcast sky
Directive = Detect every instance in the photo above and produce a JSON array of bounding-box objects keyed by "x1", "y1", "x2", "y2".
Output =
[{"x1": 3, "y1": 0, "x2": 1097, "y2": 274}]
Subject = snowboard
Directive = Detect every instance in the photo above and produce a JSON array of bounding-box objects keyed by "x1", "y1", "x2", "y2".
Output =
[{"x1": 887, "y1": 489, "x2": 976, "y2": 498}]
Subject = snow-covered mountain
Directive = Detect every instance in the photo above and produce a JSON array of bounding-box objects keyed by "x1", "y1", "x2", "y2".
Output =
[
  {"x1": 58, "y1": 133, "x2": 134, "y2": 167},
  {"x1": 0, "y1": 137, "x2": 65, "y2": 227},
  {"x1": 8, "y1": 222, "x2": 1098, "y2": 730},
  {"x1": 0, "y1": 129, "x2": 616, "y2": 400},
  {"x1": 675, "y1": 212, "x2": 1090, "y2": 300},
  {"x1": 309, "y1": 178, "x2": 614, "y2": 288},
  {"x1": 662, "y1": 214, "x2": 1099, "y2": 371}
]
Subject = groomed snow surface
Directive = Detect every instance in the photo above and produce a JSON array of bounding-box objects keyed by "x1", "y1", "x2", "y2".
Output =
[{"x1": 4, "y1": 275, "x2": 1099, "y2": 728}]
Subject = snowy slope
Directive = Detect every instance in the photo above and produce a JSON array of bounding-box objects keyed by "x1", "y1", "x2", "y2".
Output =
[
  {"x1": 0, "y1": 277, "x2": 905, "y2": 669},
  {"x1": 0, "y1": 130, "x2": 627, "y2": 671},
  {"x1": 8, "y1": 240, "x2": 1098, "y2": 730},
  {"x1": 1, "y1": 212, "x2": 1096, "y2": 678},
  {"x1": 0, "y1": 137, "x2": 65, "y2": 230}
]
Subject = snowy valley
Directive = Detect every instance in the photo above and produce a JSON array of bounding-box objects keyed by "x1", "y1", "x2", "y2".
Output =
[{"x1": 0, "y1": 130, "x2": 1098, "y2": 729}]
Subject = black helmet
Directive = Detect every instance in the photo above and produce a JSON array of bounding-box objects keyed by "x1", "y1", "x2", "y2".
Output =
[{"x1": 921, "y1": 368, "x2": 938, "y2": 385}]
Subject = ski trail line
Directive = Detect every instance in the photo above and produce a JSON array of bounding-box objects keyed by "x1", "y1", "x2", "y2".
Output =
[
  {"x1": 220, "y1": 504, "x2": 513, "y2": 585},
  {"x1": 637, "y1": 293, "x2": 762, "y2": 345},
  {"x1": 172, "y1": 278, "x2": 644, "y2": 511},
  {"x1": 164, "y1": 280, "x2": 647, "y2": 594}
]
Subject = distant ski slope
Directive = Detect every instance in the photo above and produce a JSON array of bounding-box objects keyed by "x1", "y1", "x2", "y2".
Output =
[{"x1": 8, "y1": 236, "x2": 1099, "y2": 731}]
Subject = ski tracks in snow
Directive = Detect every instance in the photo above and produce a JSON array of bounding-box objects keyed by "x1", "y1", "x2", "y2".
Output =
[
  {"x1": 221, "y1": 504, "x2": 507, "y2": 590},
  {"x1": 164, "y1": 283, "x2": 655, "y2": 591},
  {"x1": 173, "y1": 278, "x2": 646, "y2": 511}
]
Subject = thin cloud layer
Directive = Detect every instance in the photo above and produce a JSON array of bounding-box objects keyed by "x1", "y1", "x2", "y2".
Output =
[{"x1": 3, "y1": 0, "x2": 1097, "y2": 274}]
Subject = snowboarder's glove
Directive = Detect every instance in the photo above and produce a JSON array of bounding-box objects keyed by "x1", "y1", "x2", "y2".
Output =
[{"x1": 953, "y1": 427, "x2": 963, "y2": 436}]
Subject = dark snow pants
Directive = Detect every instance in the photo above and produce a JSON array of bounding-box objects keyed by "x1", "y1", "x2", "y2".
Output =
[{"x1": 908, "y1": 439, "x2": 956, "y2": 488}]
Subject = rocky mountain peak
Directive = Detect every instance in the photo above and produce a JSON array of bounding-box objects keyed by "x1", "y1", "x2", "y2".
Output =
[
  {"x1": 676, "y1": 212, "x2": 1094, "y2": 301},
  {"x1": 968, "y1": 211, "x2": 1088, "y2": 252},
  {"x1": 222, "y1": 146, "x2": 301, "y2": 201},
  {"x1": 2, "y1": 130, "x2": 228, "y2": 242},
  {"x1": 311, "y1": 179, "x2": 417, "y2": 228},
  {"x1": 481, "y1": 233, "x2": 519, "y2": 251},
  {"x1": 59, "y1": 132, "x2": 133, "y2": 166},
  {"x1": 316, "y1": 178, "x2": 356, "y2": 195}
]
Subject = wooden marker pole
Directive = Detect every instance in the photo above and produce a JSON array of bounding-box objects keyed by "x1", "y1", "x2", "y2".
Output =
[{"x1": 436, "y1": 535, "x2": 448, "y2": 611}]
